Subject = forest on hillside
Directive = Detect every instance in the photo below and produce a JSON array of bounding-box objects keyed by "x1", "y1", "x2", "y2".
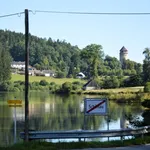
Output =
[{"x1": 0, "y1": 29, "x2": 142, "y2": 79}]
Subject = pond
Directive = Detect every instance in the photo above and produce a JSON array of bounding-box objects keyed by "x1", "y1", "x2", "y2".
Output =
[{"x1": 0, "y1": 92, "x2": 143, "y2": 146}]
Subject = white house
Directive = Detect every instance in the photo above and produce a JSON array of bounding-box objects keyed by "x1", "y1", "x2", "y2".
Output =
[
  {"x1": 11, "y1": 61, "x2": 25, "y2": 69},
  {"x1": 42, "y1": 70, "x2": 55, "y2": 77}
]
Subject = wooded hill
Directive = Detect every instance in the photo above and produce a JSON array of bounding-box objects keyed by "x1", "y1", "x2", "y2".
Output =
[{"x1": 0, "y1": 29, "x2": 142, "y2": 78}]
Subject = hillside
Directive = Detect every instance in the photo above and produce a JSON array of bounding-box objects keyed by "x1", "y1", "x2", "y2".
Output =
[{"x1": 0, "y1": 29, "x2": 142, "y2": 78}]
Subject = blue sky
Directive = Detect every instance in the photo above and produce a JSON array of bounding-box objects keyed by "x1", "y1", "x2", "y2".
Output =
[{"x1": 1, "y1": 0, "x2": 150, "y2": 63}]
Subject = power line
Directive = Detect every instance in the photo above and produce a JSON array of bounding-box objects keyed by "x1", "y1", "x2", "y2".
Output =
[
  {"x1": 32, "y1": 10, "x2": 150, "y2": 15},
  {"x1": 0, "y1": 12, "x2": 24, "y2": 18},
  {"x1": 1, "y1": 10, "x2": 150, "y2": 18}
]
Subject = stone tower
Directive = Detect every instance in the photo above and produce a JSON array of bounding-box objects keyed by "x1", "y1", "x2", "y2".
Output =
[{"x1": 119, "y1": 46, "x2": 128, "y2": 66}]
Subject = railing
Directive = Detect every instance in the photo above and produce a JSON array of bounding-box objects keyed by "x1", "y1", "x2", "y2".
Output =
[{"x1": 20, "y1": 126, "x2": 150, "y2": 141}]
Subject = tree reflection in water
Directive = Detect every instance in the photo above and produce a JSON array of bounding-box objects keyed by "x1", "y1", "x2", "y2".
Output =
[{"x1": 0, "y1": 92, "x2": 143, "y2": 146}]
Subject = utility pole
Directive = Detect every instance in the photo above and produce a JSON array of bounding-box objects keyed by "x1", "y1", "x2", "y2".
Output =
[{"x1": 25, "y1": 9, "x2": 29, "y2": 142}]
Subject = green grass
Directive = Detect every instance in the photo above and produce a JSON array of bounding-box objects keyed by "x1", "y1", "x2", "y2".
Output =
[
  {"x1": 11, "y1": 74, "x2": 86, "y2": 85},
  {"x1": 1, "y1": 136, "x2": 150, "y2": 150},
  {"x1": 83, "y1": 86, "x2": 144, "y2": 94},
  {"x1": 82, "y1": 87, "x2": 145, "y2": 102}
]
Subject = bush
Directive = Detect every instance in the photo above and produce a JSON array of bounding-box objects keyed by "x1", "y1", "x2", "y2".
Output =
[
  {"x1": 32, "y1": 81, "x2": 39, "y2": 86},
  {"x1": 39, "y1": 80, "x2": 49, "y2": 86},
  {"x1": 72, "y1": 81, "x2": 81, "y2": 85},
  {"x1": 142, "y1": 100, "x2": 150, "y2": 108},
  {"x1": 61, "y1": 82, "x2": 72, "y2": 93},
  {"x1": 124, "y1": 74, "x2": 143, "y2": 87},
  {"x1": 50, "y1": 82, "x2": 56, "y2": 86},
  {"x1": 72, "y1": 84, "x2": 80, "y2": 90},
  {"x1": 56, "y1": 71, "x2": 66, "y2": 78},
  {"x1": 30, "y1": 82, "x2": 40, "y2": 90},
  {"x1": 0, "y1": 81, "x2": 9, "y2": 91},
  {"x1": 103, "y1": 76, "x2": 120, "y2": 89},
  {"x1": 144, "y1": 82, "x2": 150, "y2": 92}
]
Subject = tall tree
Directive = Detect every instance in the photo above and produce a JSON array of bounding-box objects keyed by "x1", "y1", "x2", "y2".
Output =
[
  {"x1": 81, "y1": 44, "x2": 103, "y2": 78},
  {"x1": 0, "y1": 43, "x2": 11, "y2": 82},
  {"x1": 143, "y1": 48, "x2": 150, "y2": 82}
]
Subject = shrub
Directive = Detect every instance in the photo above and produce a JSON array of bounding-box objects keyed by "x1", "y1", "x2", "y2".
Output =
[
  {"x1": 39, "y1": 80, "x2": 49, "y2": 86},
  {"x1": 56, "y1": 71, "x2": 66, "y2": 78},
  {"x1": 50, "y1": 82, "x2": 56, "y2": 86},
  {"x1": 144, "y1": 82, "x2": 150, "y2": 92},
  {"x1": 0, "y1": 81, "x2": 9, "y2": 91},
  {"x1": 62, "y1": 82, "x2": 72, "y2": 93},
  {"x1": 142, "y1": 100, "x2": 150, "y2": 108},
  {"x1": 32, "y1": 81, "x2": 39, "y2": 86},
  {"x1": 72, "y1": 84, "x2": 80, "y2": 90}
]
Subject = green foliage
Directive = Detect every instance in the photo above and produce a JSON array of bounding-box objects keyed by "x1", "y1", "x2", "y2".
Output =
[
  {"x1": 56, "y1": 71, "x2": 66, "y2": 78},
  {"x1": 32, "y1": 81, "x2": 39, "y2": 86},
  {"x1": 0, "y1": 81, "x2": 24, "y2": 91},
  {"x1": 124, "y1": 74, "x2": 143, "y2": 87},
  {"x1": 0, "y1": 29, "x2": 144, "y2": 87},
  {"x1": 103, "y1": 76, "x2": 120, "y2": 89},
  {"x1": 49, "y1": 82, "x2": 59, "y2": 92},
  {"x1": 50, "y1": 82, "x2": 56, "y2": 86},
  {"x1": 0, "y1": 43, "x2": 11, "y2": 82},
  {"x1": 104, "y1": 55, "x2": 121, "y2": 70},
  {"x1": 72, "y1": 81, "x2": 83, "y2": 91},
  {"x1": 80, "y1": 44, "x2": 103, "y2": 78},
  {"x1": 122, "y1": 59, "x2": 142, "y2": 76},
  {"x1": 143, "y1": 48, "x2": 150, "y2": 82},
  {"x1": 144, "y1": 82, "x2": 150, "y2": 92},
  {"x1": 61, "y1": 82, "x2": 72, "y2": 93},
  {"x1": 0, "y1": 81, "x2": 10, "y2": 91},
  {"x1": 39, "y1": 80, "x2": 49, "y2": 86},
  {"x1": 141, "y1": 100, "x2": 150, "y2": 108}
]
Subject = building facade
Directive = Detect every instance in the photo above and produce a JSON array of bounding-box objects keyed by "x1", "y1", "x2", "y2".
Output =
[{"x1": 11, "y1": 61, "x2": 25, "y2": 69}]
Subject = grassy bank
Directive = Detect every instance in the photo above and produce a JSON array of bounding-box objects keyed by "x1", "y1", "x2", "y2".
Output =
[
  {"x1": 11, "y1": 74, "x2": 86, "y2": 85},
  {"x1": 2, "y1": 136, "x2": 150, "y2": 150},
  {"x1": 10, "y1": 75, "x2": 150, "y2": 102},
  {"x1": 83, "y1": 87, "x2": 144, "y2": 94},
  {"x1": 81, "y1": 87, "x2": 145, "y2": 102}
]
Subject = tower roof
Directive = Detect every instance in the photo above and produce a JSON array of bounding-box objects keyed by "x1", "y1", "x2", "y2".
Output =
[{"x1": 120, "y1": 46, "x2": 128, "y2": 52}]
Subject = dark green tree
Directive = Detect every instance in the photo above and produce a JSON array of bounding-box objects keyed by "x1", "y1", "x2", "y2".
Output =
[
  {"x1": 0, "y1": 43, "x2": 11, "y2": 82},
  {"x1": 143, "y1": 48, "x2": 150, "y2": 82},
  {"x1": 81, "y1": 44, "x2": 104, "y2": 79},
  {"x1": 144, "y1": 82, "x2": 150, "y2": 92},
  {"x1": 124, "y1": 74, "x2": 143, "y2": 87}
]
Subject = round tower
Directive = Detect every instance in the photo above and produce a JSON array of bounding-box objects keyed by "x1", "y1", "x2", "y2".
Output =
[{"x1": 119, "y1": 46, "x2": 128, "y2": 66}]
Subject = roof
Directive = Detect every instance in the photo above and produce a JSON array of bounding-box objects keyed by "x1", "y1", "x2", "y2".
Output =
[
  {"x1": 42, "y1": 70, "x2": 55, "y2": 74},
  {"x1": 83, "y1": 79, "x2": 99, "y2": 88},
  {"x1": 120, "y1": 46, "x2": 128, "y2": 52},
  {"x1": 11, "y1": 61, "x2": 25, "y2": 65}
]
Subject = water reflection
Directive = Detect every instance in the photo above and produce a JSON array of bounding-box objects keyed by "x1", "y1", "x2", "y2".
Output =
[{"x1": 0, "y1": 92, "x2": 143, "y2": 146}]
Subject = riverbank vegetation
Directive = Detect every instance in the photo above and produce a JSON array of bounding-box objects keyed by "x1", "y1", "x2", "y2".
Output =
[
  {"x1": 1, "y1": 73, "x2": 150, "y2": 102},
  {"x1": 0, "y1": 30, "x2": 150, "y2": 102},
  {"x1": 1, "y1": 78, "x2": 150, "y2": 102},
  {"x1": 0, "y1": 30, "x2": 149, "y2": 97},
  {"x1": 0, "y1": 30, "x2": 144, "y2": 91},
  {"x1": 1, "y1": 136, "x2": 150, "y2": 150}
]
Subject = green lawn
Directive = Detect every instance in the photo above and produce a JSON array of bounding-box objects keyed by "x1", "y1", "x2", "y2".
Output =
[{"x1": 11, "y1": 74, "x2": 86, "y2": 85}]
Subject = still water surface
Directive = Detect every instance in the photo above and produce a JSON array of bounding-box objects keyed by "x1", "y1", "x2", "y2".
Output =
[{"x1": 0, "y1": 92, "x2": 143, "y2": 146}]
